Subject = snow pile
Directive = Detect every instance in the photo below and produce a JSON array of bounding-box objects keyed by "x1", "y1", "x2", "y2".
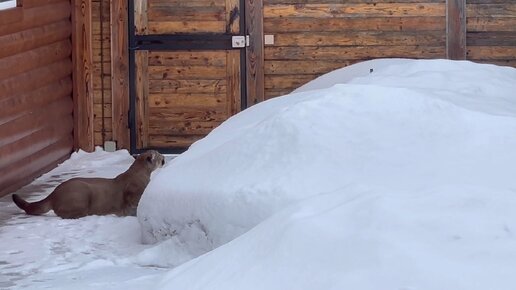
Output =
[{"x1": 137, "y1": 59, "x2": 516, "y2": 288}]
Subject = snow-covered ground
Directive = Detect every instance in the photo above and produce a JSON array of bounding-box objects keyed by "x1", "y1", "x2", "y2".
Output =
[{"x1": 1, "y1": 59, "x2": 516, "y2": 289}]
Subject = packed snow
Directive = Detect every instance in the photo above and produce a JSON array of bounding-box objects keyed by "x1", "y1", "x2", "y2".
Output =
[
  {"x1": 139, "y1": 59, "x2": 516, "y2": 289},
  {"x1": 0, "y1": 149, "x2": 170, "y2": 289},
  {"x1": 1, "y1": 59, "x2": 515, "y2": 289}
]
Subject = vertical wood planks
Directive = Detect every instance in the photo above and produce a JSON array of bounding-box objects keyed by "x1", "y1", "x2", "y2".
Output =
[
  {"x1": 227, "y1": 50, "x2": 242, "y2": 116},
  {"x1": 72, "y1": 0, "x2": 95, "y2": 151},
  {"x1": 111, "y1": 0, "x2": 130, "y2": 149},
  {"x1": 135, "y1": 0, "x2": 148, "y2": 35},
  {"x1": 246, "y1": 0, "x2": 265, "y2": 106},
  {"x1": 447, "y1": 0, "x2": 466, "y2": 59},
  {"x1": 135, "y1": 51, "x2": 149, "y2": 149},
  {"x1": 225, "y1": 0, "x2": 240, "y2": 34}
]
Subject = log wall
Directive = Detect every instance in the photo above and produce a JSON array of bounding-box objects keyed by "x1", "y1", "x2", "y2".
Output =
[{"x1": 0, "y1": 0, "x2": 74, "y2": 197}]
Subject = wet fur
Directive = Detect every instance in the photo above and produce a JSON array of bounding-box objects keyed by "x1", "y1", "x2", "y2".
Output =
[{"x1": 12, "y1": 150, "x2": 164, "y2": 219}]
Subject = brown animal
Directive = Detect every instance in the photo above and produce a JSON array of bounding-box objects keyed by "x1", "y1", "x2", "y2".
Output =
[{"x1": 12, "y1": 150, "x2": 165, "y2": 219}]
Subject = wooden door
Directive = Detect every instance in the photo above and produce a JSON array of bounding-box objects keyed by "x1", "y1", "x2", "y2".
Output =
[{"x1": 130, "y1": 0, "x2": 244, "y2": 153}]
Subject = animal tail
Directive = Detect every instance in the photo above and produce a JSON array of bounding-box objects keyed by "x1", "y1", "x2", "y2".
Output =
[{"x1": 12, "y1": 194, "x2": 52, "y2": 215}]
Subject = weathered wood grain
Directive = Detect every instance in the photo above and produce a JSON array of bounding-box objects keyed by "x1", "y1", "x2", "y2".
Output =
[
  {"x1": 265, "y1": 45, "x2": 446, "y2": 60},
  {"x1": 264, "y1": 17, "x2": 446, "y2": 32},
  {"x1": 111, "y1": 0, "x2": 130, "y2": 149},
  {"x1": 0, "y1": 20, "x2": 72, "y2": 59},
  {"x1": 264, "y1": 3, "x2": 446, "y2": 18},
  {"x1": 226, "y1": 50, "x2": 242, "y2": 115},
  {"x1": 272, "y1": 31, "x2": 445, "y2": 46},
  {"x1": 246, "y1": 0, "x2": 265, "y2": 106},
  {"x1": 447, "y1": 0, "x2": 466, "y2": 59},
  {"x1": 0, "y1": 136, "x2": 73, "y2": 197},
  {"x1": 467, "y1": 46, "x2": 516, "y2": 60},
  {"x1": 0, "y1": 40, "x2": 71, "y2": 80},
  {"x1": 149, "y1": 79, "x2": 227, "y2": 94},
  {"x1": 72, "y1": 0, "x2": 95, "y2": 151},
  {"x1": 135, "y1": 51, "x2": 149, "y2": 149}
]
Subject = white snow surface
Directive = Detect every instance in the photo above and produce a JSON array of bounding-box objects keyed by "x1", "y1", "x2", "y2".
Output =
[
  {"x1": 1, "y1": 59, "x2": 516, "y2": 289},
  {"x1": 0, "y1": 149, "x2": 169, "y2": 289},
  {"x1": 137, "y1": 59, "x2": 516, "y2": 289}
]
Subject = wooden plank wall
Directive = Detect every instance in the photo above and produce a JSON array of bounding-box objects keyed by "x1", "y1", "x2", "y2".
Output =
[
  {"x1": 263, "y1": 0, "x2": 447, "y2": 99},
  {"x1": 0, "y1": 0, "x2": 74, "y2": 197},
  {"x1": 92, "y1": 0, "x2": 112, "y2": 146},
  {"x1": 466, "y1": 0, "x2": 516, "y2": 67}
]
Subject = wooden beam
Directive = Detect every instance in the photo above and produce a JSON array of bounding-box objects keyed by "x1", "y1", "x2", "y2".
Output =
[
  {"x1": 245, "y1": 0, "x2": 264, "y2": 106},
  {"x1": 72, "y1": 0, "x2": 95, "y2": 151},
  {"x1": 447, "y1": 0, "x2": 466, "y2": 60},
  {"x1": 111, "y1": 0, "x2": 130, "y2": 150}
]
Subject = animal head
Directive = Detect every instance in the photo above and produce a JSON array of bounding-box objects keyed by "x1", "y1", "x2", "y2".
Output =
[{"x1": 137, "y1": 150, "x2": 165, "y2": 171}]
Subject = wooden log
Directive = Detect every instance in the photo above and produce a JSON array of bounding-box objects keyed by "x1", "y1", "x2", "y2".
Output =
[
  {"x1": 0, "y1": 59, "x2": 72, "y2": 100},
  {"x1": 0, "y1": 115, "x2": 73, "y2": 168},
  {"x1": 0, "y1": 40, "x2": 71, "y2": 80},
  {"x1": 0, "y1": 136, "x2": 73, "y2": 197},
  {"x1": 0, "y1": 77, "x2": 72, "y2": 123},
  {"x1": 23, "y1": 0, "x2": 64, "y2": 8},
  {"x1": 0, "y1": 20, "x2": 72, "y2": 59},
  {"x1": 0, "y1": 0, "x2": 71, "y2": 37},
  {"x1": 0, "y1": 97, "x2": 72, "y2": 147},
  {"x1": 0, "y1": 7, "x2": 23, "y2": 26}
]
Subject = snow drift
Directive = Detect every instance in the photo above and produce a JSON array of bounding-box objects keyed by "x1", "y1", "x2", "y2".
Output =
[{"x1": 137, "y1": 59, "x2": 516, "y2": 288}]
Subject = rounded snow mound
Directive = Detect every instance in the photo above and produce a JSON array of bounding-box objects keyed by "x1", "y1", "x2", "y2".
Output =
[{"x1": 137, "y1": 59, "x2": 516, "y2": 276}]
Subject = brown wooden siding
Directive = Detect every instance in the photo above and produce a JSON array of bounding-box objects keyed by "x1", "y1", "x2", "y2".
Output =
[
  {"x1": 92, "y1": 0, "x2": 112, "y2": 146},
  {"x1": 466, "y1": 0, "x2": 516, "y2": 67},
  {"x1": 0, "y1": 0, "x2": 73, "y2": 197},
  {"x1": 263, "y1": 0, "x2": 447, "y2": 99},
  {"x1": 84, "y1": 0, "x2": 515, "y2": 150}
]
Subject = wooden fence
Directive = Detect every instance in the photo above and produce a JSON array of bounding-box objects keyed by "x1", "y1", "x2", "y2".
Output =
[
  {"x1": 0, "y1": 0, "x2": 74, "y2": 197},
  {"x1": 78, "y1": 0, "x2": 514, "y2": 151}
]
